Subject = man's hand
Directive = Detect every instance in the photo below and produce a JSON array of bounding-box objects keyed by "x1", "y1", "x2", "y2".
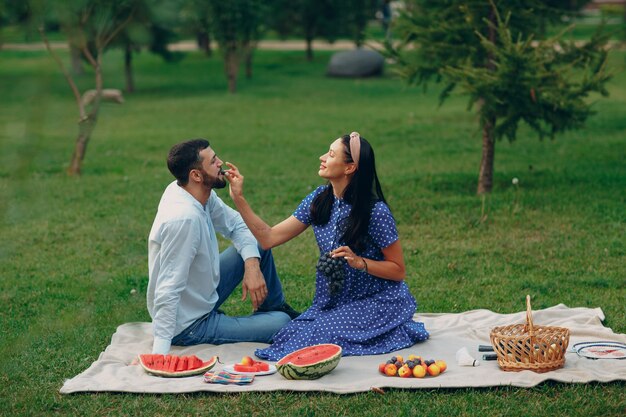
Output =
[{"x1": 241, "y1": 257, "x2": 268, "y2": 310}]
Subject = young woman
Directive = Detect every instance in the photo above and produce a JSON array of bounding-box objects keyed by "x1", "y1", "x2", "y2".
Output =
[{"x1": 226, "y1": 132, "x2": 429, "y2": 360}]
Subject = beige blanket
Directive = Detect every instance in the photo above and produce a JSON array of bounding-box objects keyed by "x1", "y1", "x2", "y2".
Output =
[{"x1": 60, "y1": 305, "x2": 626, "y2": 394}]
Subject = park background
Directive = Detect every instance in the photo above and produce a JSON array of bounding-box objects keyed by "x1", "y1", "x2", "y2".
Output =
[{"x1": 1, "y1": 1, "x2": 625, "y2": 415}]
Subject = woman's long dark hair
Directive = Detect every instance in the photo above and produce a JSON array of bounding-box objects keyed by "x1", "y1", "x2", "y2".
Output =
[{"x1": 310, "y1": 134, "x2": 388, "y2": 253}]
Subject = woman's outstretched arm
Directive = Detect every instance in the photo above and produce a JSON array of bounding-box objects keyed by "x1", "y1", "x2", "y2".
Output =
[{"x1": 225, "y1": 162, "x2": 308, "y2": 249}]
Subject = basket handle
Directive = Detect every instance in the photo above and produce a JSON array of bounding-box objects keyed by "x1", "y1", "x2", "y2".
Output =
[{"x1": 525, "y1": 295, "x2": 534, "y2": 336}]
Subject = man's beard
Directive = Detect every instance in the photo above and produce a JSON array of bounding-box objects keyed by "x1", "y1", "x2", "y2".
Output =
[{"x1": 201, "y1": 168, "x2": 226, "y2": 189}]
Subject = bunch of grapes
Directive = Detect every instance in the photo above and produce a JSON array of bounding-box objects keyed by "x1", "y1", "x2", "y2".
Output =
[{"x1": 316, "y1": 252, "x2": 346, "y2": 296}]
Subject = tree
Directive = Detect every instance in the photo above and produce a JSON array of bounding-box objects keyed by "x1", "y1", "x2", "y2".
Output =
[
  {"x1": 239, "y1": 0, "x2": 266, "y2": 79},
  {"x1": 70, "y1": 0, "x2": 181, "y2": 93},
  {"x1": 341, "y1": 0, "x2": 378, "y2": 48},
  {"x1": 112, "y1": 0, "x2": 181, "y2": 93},
  {"x1": 39, "y1": 0, "x2": 135, "y2": 175},
  {"x1": 388, "y1": 0, "x2": 611, "y2": 194},
  {"x1": 208, "y1": 0, "x2": 267, "y2": 93},
  {"x1": 0, "y1": 0, "x2": 35, "y2": 48},
  {"x1": 269, "y1": 0, "x2": 342, "y2": 61},
  {"x1": 180, "y1": 0, "x2": 213, "y2": 56}
]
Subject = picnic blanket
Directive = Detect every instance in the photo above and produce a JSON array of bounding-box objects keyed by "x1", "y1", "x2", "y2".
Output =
[{"x1": 60, "y1": 304, "x2": 626, "y2": 394}]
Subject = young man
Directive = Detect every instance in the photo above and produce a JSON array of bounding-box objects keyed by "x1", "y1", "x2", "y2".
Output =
[{"x1": 147, "y1": 139, "x2": 298, "y2": 354}]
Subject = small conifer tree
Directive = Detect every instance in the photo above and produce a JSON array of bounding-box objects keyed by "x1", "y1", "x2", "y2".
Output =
[{"x1": 388, "y1": 0, "x2": 610, "y2": 193}]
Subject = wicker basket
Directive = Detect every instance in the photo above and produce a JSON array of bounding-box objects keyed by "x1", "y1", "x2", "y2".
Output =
[{"x1": 490, "y1": 295, "x2": 570, "y2": 373}]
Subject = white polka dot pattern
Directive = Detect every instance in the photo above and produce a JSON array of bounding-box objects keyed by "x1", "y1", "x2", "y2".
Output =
[{"x1": 256, "y1": 186, "x2": 429, "y2": 360}]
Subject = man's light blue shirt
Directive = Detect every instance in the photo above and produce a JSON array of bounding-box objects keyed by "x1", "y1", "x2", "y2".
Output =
[{"x1": 147, "y1": 181, "x2": 259, "y2": 354}]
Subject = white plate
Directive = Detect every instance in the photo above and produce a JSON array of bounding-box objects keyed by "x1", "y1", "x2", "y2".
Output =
[
  {"x1": 576, "y1": 344, "x2": 626, "y2": 360},
  {"x1": 572, "y1": 341, "x2": 626, "y2": 350},
  {"x1": 223, "y1": 364, "x2": 277, "y2": 376}
]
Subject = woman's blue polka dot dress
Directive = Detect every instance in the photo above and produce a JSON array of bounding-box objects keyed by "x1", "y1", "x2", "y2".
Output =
[{"x1": 256, "y1": 186, "x2": 429, "y2": 360}]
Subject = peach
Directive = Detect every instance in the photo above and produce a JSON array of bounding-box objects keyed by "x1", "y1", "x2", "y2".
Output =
[
  {"x1": 435, "y1": 360, "x2": 447, "y2": 373},
  {"x1": 412, "y1": 364, "x2": 426, "y2": 378},
  {"x1": 384, "y1": 363, "x2": 398, "y2": 377},
  {"x1": 398, "y1": 365, "x2": 412, "y2": 378},
  {"x1": 240, "y1": 356, "x2": 255, "y2": 366},
  {"x1": 378, "y1": 363, "x2": 387, "y2": 374},
  {"x1": 427, "y1": 363, "x2": 441, "y2": 377}
]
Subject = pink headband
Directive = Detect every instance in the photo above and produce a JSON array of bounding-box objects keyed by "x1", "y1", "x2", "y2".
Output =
[{"x1": 349, "y1": 131, "x2": 361, "y2": 167}]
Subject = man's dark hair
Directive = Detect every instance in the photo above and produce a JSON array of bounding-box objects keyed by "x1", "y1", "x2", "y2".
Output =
[{"x1": 167, "y1": 139, "x2": 210, "y2": 185}]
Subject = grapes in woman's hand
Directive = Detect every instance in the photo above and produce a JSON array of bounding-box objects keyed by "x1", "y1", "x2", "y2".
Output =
[{"x1": 316, "y1": 252, "x2": 346, "y2": 296}]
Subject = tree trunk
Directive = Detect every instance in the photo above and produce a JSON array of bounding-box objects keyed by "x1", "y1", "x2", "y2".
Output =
[
  {"x1": 197, "y1": 31, "x2": 212, "y2": 57},
  {"x1": 68, "y1": 47, "x2": 103, "y2": 176},
  {"x1": 476, "y1": 6, "x2": 498, "y2": 195},
  {"x1": 477, "y1": 116, "x2": 496, "y2": 194},
  {"x1": 42, "y1": 13, "x2": 133, "y2": 176},
  {"x1": 355, "y1": 22, "x2": 365, "y2": 48},
  {"x1": 305, "y1": 37, "x2": 314, "y2": 61},
  {"x1": 224, "y1": 45, "x2": 238, "y2": 93},
  {"x1": 244, "y1": 43, "x2": 254, "y2": 79},
  {"x1": 623, "y1": 3, "x2": 626, "y2": 41},
  {"x1": 68, "y1": 115, "x2": 97, "y2": 175},
  {"x1": 124, "y1": 44, "x2": 134, "y2": 93},
  {"x1": 70, "y1": 44, "x2": 84, "y2": 75}
]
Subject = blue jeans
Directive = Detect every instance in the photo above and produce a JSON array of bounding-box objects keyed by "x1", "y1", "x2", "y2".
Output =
[{"x1": 172, "y1": 246, "x2": 291, "y2": 346}]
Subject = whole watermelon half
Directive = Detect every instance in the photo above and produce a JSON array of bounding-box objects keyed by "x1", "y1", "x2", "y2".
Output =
[
  {"x1": 139, "y1": 354, "x2": 217, "y2": 377},
  {"x1": 276, "y1": 344, "x2": 342, "y2": 380}
]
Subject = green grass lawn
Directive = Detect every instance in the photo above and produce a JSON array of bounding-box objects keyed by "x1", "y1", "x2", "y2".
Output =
[{"x1": 0, "y1": 45, "x2": 624, "y2": 416}]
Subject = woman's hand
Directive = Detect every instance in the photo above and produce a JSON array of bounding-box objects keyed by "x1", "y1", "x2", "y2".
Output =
[
  {"x1": 224, "y1": 161, "x2": 309, "y2": 250},
  {"x1": 332, "y1": 241, "x2": 406, "y2": 281},
  {"x1": 224, "y1": 161, "x2": 244, "y2": 201},
  {"x1": 332, "y1": 246, "x2": 366, "y2": 271}
]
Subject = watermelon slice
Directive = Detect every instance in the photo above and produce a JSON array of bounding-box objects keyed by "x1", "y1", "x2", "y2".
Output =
[
  {"x1": 154, "y1": 354, "x2": 164, "y2": 370},
  {"x1": 233, "y1": 364, "x2": 259, "y2": 373},
  {"x1": 163, "y1": 355, "x2": 172, "y2": 372},
  {"x1": 232, "y1": 359, "x2": 271, "y2": 373},
  {"x1": 276, "y1": 344, "x2": 342, "y2": 380},
  {"x1": 255, "y1": 361, "x2": 270, "y2": 372},
  {"x1": 167, "y1": 355, "x2": 178, "y2": 373},
  {"x1": 175, "y1": 356, "x2": 188, "y2": 372},
  {"x1": 139, "y1": 354, "x2": 217, "y2": 377}
]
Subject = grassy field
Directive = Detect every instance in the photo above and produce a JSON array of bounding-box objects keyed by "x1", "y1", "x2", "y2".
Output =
[{"x1": 0, "y1": 44, "x2": 625, "y2": 416}]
